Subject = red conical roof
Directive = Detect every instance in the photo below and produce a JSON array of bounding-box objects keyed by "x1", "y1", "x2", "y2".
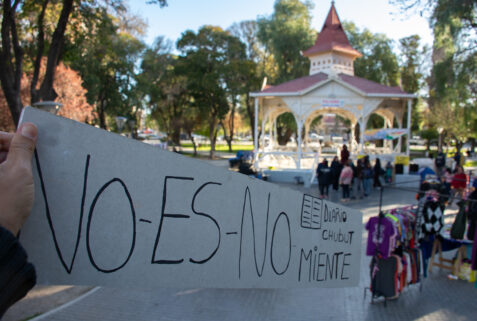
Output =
[{"x1": 303, "y1": 2, "x2": 361, "y2": 58}]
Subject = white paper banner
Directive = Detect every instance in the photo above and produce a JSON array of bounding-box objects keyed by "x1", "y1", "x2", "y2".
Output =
[{"x1": 19, "y1": 107, "x2": 362, "y2": 289}]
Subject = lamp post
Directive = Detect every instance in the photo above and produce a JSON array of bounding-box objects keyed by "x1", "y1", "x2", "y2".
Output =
[
  {"x1": 115, "y1": 116, "x2": 127, "y2": 135},
  {"x1": 32, "y1": 101, "x2": 63, "y2": 114},
  {"x1": 437, "y1": 127, "x2": 444, "y2": 152}
]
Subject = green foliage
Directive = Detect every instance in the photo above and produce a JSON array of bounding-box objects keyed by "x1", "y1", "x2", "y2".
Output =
[
  {"x1": 399, "y1": 35, "x2": 425, "y2": 132},
  {"x1": 393, "y1": 0, "x2": 477, "y2": 148},
  {"x1": 419, "y1": 128, "x2": 438, "y2": 151},
  {"x1": 228, "y1": 20, "x2": 269, "y2": 143},
  {"x1": 177, "y1": 25, "x2": 249, "y2": 158},
  {"x1": 366, "y1": 114, "x2": 385, "y2": 129},
  {"x1": 343, "y1": 21, "x2": 400, "y2": 87},
  {"x1": 419, "y1": 128, "x2": 438, "y2": 140},
  {"x1": 138, "y1": 36, "x2": 192, "y2": 144},
  {"x1": 257, "y1": 0, "x2": 315, "y2": 83},
  {"x1": 276, "y1": 112, "x2": 297, "y2": 145},
  {"x1": 66, "y1": 6, "x2": 146, "y2": 128}
]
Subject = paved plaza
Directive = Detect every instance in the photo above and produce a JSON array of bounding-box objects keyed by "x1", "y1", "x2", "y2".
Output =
[{"x1": 4, "y1": 160, "x2": 477, "y2": 321}]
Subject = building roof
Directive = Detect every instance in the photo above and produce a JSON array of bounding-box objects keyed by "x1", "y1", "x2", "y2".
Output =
[
  {"x1": 259, "y1": 73, "x2": 329, "y2": 94},
  {"x1": 253, "y1": 72, "x2": 414, "y2": 97},
  {"x1": 302, "y1": 2, "x2": 361, "y2": 58}
]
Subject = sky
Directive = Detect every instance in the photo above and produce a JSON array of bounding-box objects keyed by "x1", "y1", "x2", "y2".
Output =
[{"x1": 130, "y1": 0, "x2": 434, "y2": 49}]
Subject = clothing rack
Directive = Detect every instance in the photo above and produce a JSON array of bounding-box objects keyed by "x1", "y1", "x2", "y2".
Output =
[{"x1": 364, "y1": 184, "x2": 425, "y2": 304}]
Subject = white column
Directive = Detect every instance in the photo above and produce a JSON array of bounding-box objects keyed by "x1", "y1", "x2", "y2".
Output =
[
  {"x1": 268, "y1": 113, "x2": 273, "y2": 148},
  {"x1": 406, "y1": 99, "x2": 412, "y2": 157},
  {"x1": 351, "y1": 123, "x2": 355, "y2": 155},
  {"x1": 254, "y1": 98, "x2": 259, "y2": 160},
  {"x1": 297, "y1": 118, "x2": 303, "y2": 169},
  {"x1": 397, "y1": 118, "x2": 403, "y2": 153},
  {"x1": 359, "y1": 118, "x2": 365, "y2": 153},
  {"x1": 261, "y1": 117, "x2": 266, "y2": 151},
  {"x1": 273, "y1": 118, "x2": 277, "y2": 144}
]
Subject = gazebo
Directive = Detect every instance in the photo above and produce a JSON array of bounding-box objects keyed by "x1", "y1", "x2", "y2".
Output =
[{"x1": 250, "y1": 2, "x2": 416, "y2": 180}]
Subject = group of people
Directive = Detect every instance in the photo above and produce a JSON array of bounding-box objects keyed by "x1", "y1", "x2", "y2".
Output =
[
  {"x1": 316, "y1": 145, "x2": 390, "y2": 202},
  {"x1": 433, "y1": 149, "x2": 473, "y2": 207}
]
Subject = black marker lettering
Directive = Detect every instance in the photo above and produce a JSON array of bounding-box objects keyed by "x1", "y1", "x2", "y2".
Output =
[
  {"x1": 86, "y1": 178, "x2": 136, "y2": 273},
  {"x1": 270, "y1": 212, "x2": 291, "y2": 275},
  {"x1": 298, "y1": 249, "x2": 312, "y2": 282},
  {"x1": 34, "y1": 151, "x2": 90, "y2": 274},
  {"x1": 151, "y1": 176, "x2": 193, "y2": 264},
  {"x1": 341, "y1": 253, "x2": 351, "y2": 280},
  {"x1": 238, "y1": 187, "x2": 270, "y2": 279},
  {"x1": 189, "y1": 182, "x2": 222, "y2": 264}
]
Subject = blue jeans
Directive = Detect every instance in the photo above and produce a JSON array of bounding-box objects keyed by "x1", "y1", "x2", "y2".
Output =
[{"x1": 363, "y1": 178, "x2": 372, "y2": 196}]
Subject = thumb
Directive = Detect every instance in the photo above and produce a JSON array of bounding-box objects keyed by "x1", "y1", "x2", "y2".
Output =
[{"x1": 7, "y1": 122, "x2": 38, "y2": 165}]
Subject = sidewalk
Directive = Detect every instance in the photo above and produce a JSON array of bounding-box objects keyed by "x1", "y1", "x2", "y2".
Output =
[{"x1": 4, "y1": 170, "x2": 477, "y2": 321}]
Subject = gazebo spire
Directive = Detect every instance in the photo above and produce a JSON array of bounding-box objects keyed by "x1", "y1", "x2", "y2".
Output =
[{"x1": 303, "y1": 2, "x2": 361, "y2": 76}]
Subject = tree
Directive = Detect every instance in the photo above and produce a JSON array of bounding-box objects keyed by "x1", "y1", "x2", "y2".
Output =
[
  {"x1": 221, "y1": 36, "x2": 256, "y2": 152},
  {"x1": 177, "y1": 25, "x2": 247, "y2": 158},
  {"x1": 0, "y1": 59, "x2": 95, "y2": 131},
  {"x1": 399, "y1": 35, "x2": 425, "y2": 132},
  {"x1": 0, "y1": 0, "x2": 167, "y2": 127},
  {"x1": 344, "y1": 21, "x2": 400, "y2": 87},
  {"x1": 228, "y1": 20, "x2": 268, "y2": 145},
  {"x1": 139, "y1": 37, "x2": 195, "y2": 148},
  {"x1": 257, "y1": 0, "x2": 315, "y2": 83},
  {"x1": 276, "y1": 112, "x2": 297, "y2": 145},
  {"x1": 391, "y1": 0, "x2": 477, "y2": 151},
  {"x1": 0, "y1": 0, "x2": 74, "y2": 125},
  {"x1": 419, "y1": 128, "x2": 438, "y2": 151},
  {"x1": 425, "y1": 2, "x2": 476, "y2": 151},
  {"x1": 66, "y1": 5, "x2": 146, "y2": 129}
]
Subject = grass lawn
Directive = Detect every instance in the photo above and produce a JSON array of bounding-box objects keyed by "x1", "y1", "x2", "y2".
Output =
[{"x1": 181, "y1": 142, "x2": 254, "y2": 152}]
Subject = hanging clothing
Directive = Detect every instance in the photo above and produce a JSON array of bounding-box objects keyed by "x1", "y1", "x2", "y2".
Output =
[
  {"x1": 366, "y1": 216, "x2": 397, "y2": 258},
  {"x1": 421, "y1": 201, "x2": 444, "y2": 236}
]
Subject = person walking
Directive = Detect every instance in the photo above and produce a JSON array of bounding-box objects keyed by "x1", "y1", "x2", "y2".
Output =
[
  {"x1": 339, "y1": 161, "x2": 353, "y2": 202},
  {"x1": 384, "y1": 161, "x2": 393, "y2": 184},
  {"x1": 373, "y1": 158, "x2": 383, "y2": 189},
  {"x1": 362, "y1": 158, "x2": 373, "y2": 197},
  {"x1": 355, "y1": 158, "x2": 365, "y2": 199},
  {"x1": 330, "y1": 156, "x2": 342, "y2": 191},
  {"x1": 317, "y1": 159, "x2": 332, "y2": 199},
  {"x1": 449, "y1": 165, "x2": 467, "y2": 206},
  {"x1": 330, "y1": 156, "x2": 342, "y2": 202},
  {"x1": 340, "y1": 144, "x2": 349, "y2": 165}
]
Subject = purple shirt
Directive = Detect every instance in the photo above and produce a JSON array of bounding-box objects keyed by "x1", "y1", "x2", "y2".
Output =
[{"x1": 366, "y1": 216, "x2": 397, "y2": 258}]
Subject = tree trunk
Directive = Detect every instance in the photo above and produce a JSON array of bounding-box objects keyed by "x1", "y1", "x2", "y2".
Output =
[
  {"x1": 189, "y1": 134, "x2": 197, "y2": 157},
  {"x1": 30, "y1": 0, "x2": 49, "y2": 104},
  {"x1": 171, "y1": 129, "x2": 180, "y2": 146},
  {"x1": 209, "y1": 118, "x2": 217, "y2": 159},
  {"x1": 227, "y1": 101, "x2": 236, "y2": 152},
  {"x1": 277, "y1": 128, "x2": 293, "y2": 145},
  {"x1": 220, "y1": 120, "x2": 234, "y2": 153},
  {"x1": 0, "y1": 0, "x2": 24, "y2": 126},
  {"x1": 245, "y1": 93, "x2": 255, "y2": 143},
  {"x1": 33, "y1": 0, "x2": 74, "y2": 103},
  {"x1": 98, "y1": 98, "x2": 107, "y2": 129}
]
